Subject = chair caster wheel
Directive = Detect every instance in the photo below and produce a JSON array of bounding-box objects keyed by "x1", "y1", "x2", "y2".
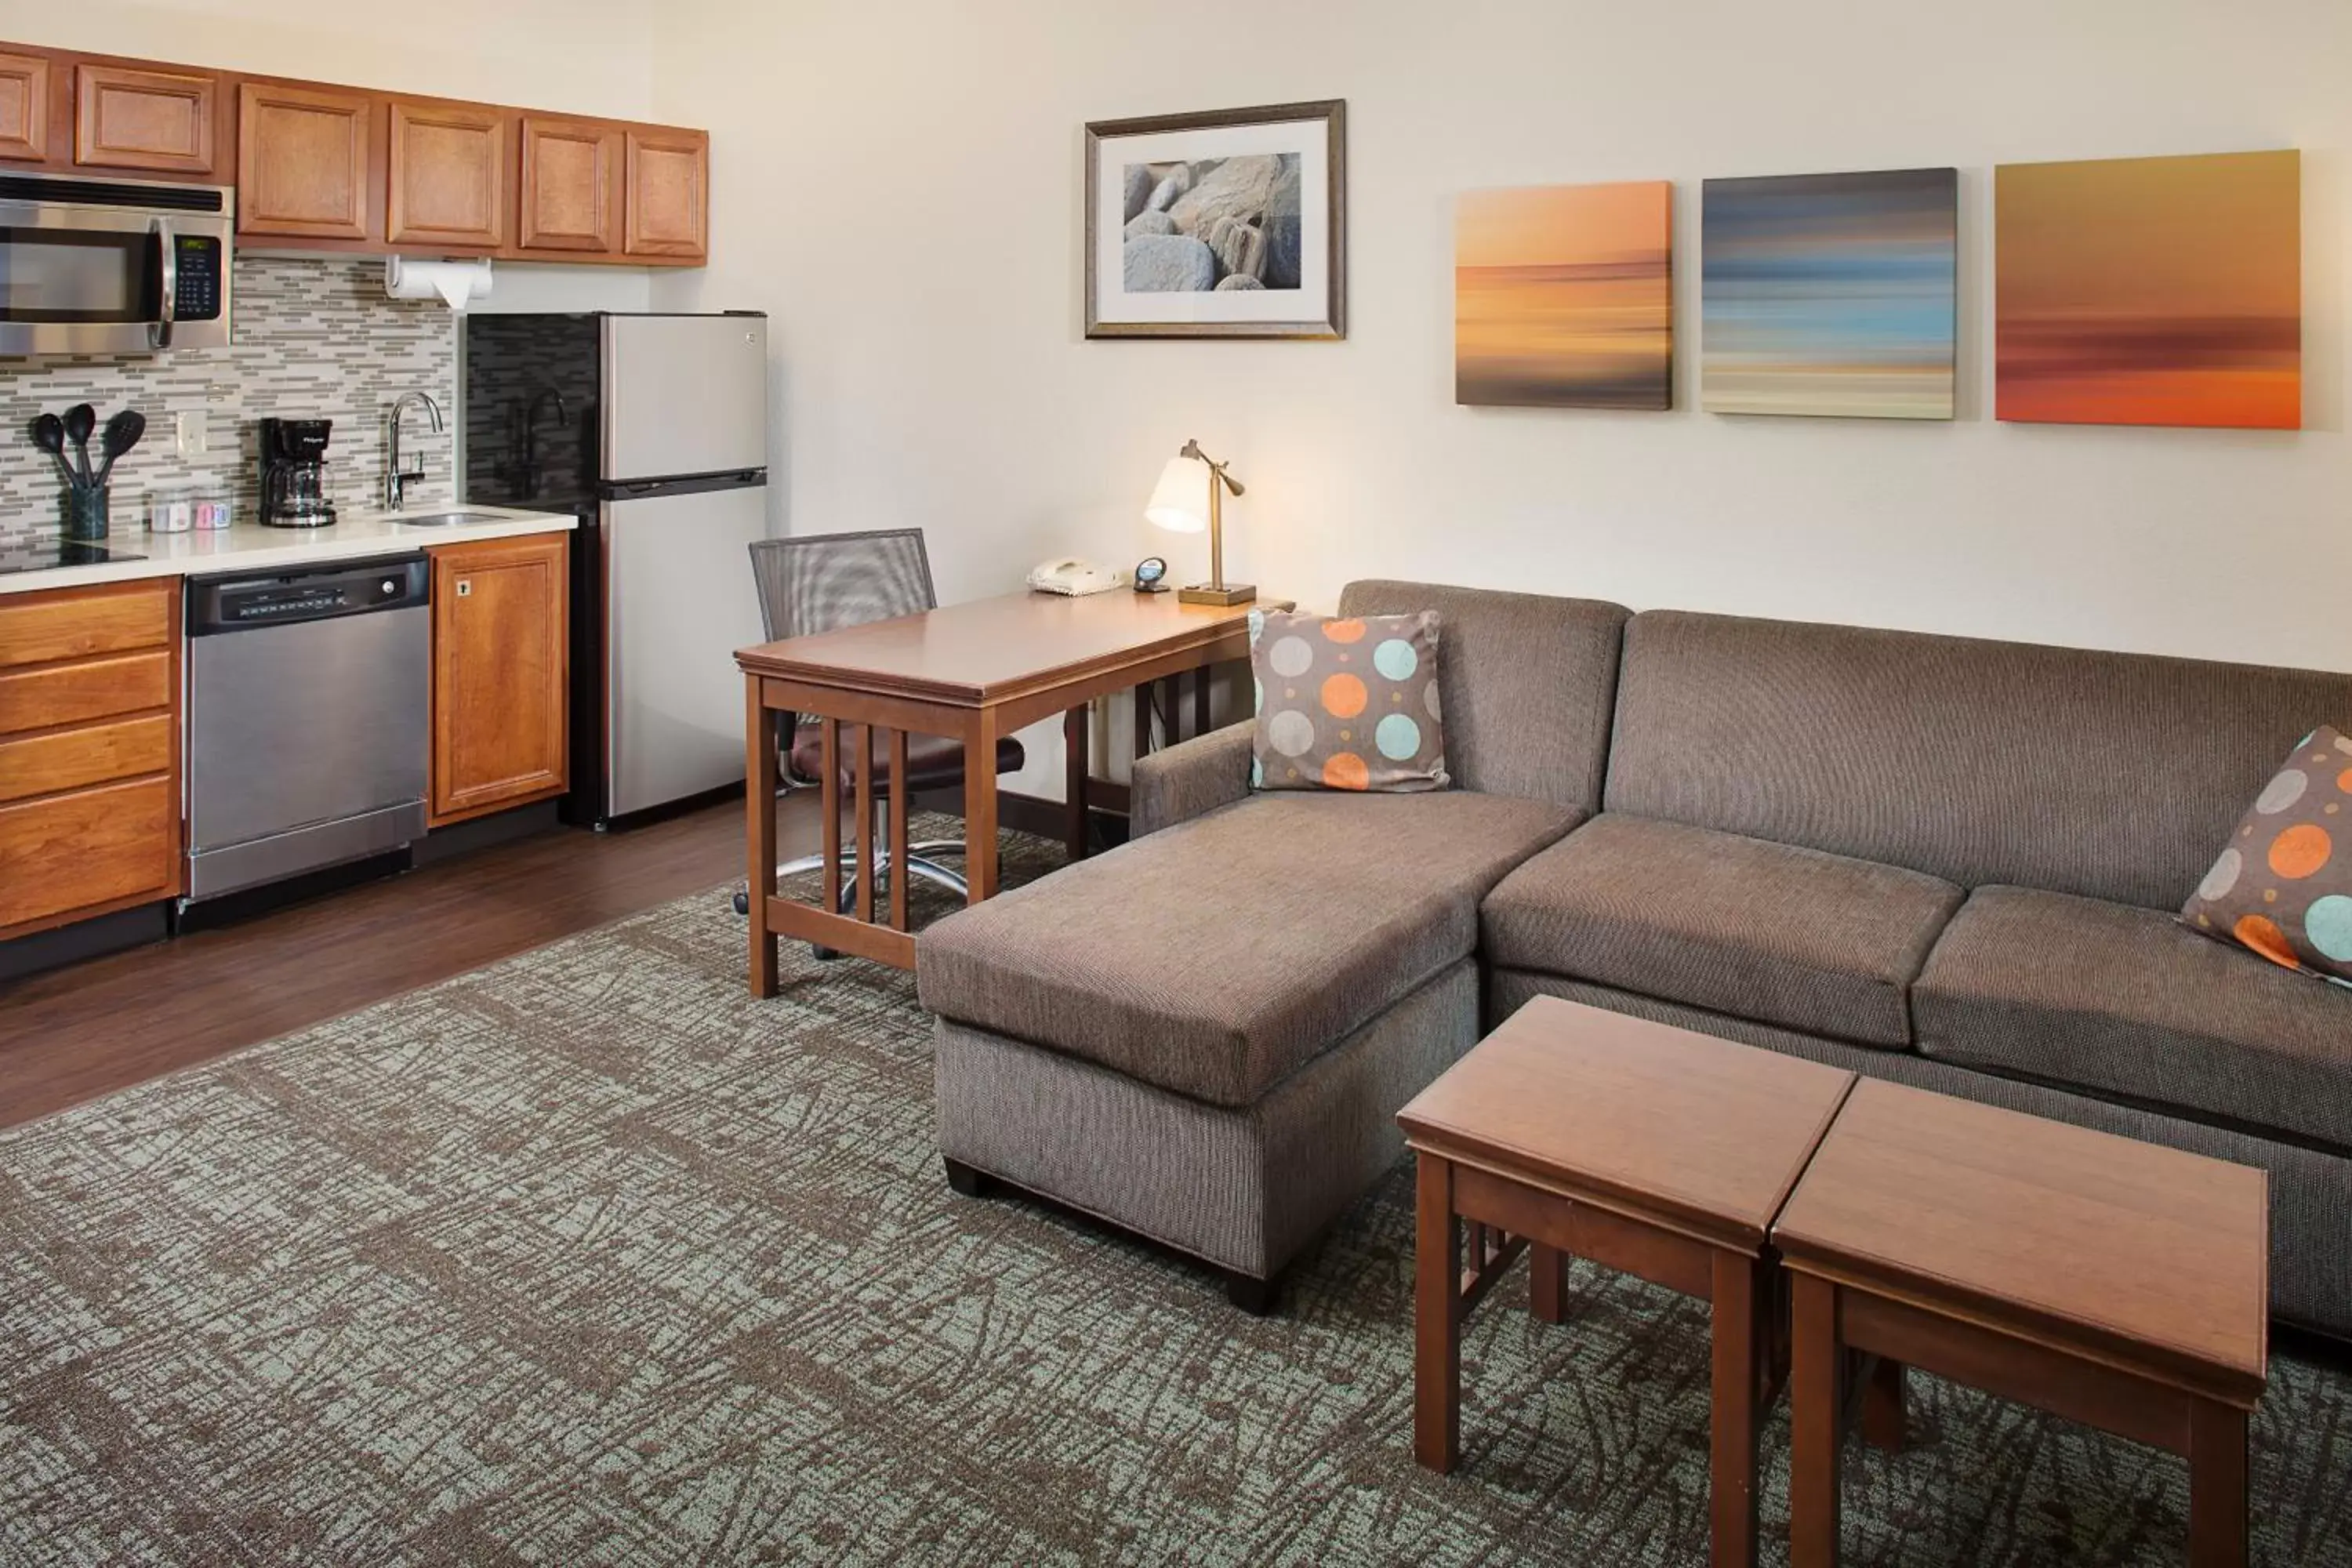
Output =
[
  {"x1": 811, "y1": 945, "x2": 843, "y2": 962},
  {"x1": 732, "y1": 889, "x2": 750, "y2": 916}
]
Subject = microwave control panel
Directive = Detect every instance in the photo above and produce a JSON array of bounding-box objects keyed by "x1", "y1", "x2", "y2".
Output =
[{"x1": 172, "y1": 235, "x2": 223, "y2": 322}]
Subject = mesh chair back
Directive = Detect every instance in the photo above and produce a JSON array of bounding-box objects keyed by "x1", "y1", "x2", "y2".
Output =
[{"x1": 749, "y1": 528, "x2": 937, "y2": 643}]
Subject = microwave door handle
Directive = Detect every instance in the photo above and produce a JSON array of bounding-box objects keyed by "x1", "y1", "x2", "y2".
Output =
[{"x1": 150, "y1": 218, "x2": 176, "y2": 349}]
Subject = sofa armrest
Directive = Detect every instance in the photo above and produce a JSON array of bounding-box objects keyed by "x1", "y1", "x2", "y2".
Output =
[{"x1": 1131, "y1": 720, "x2": 1254, "y2": 837}]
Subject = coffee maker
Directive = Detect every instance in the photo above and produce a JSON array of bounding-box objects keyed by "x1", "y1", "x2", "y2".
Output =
[{"x1": 258, "y1": 417, "x2": 336, "y2": 527}]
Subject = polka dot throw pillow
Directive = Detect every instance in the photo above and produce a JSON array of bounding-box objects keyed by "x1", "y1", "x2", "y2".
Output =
[
  {"x1": 1247, "y1": 608, "x2": 1449, "y2": 793},
  {"x1": 2180, "y1": 725, "x2": 2352, "y2": 987}
]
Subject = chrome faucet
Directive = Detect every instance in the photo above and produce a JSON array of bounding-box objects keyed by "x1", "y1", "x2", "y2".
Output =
[{"x1": 385, "y1": 390, "x2": 445, "y2": 511}]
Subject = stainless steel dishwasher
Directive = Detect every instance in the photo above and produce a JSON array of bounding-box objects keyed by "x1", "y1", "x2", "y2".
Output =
[{"x1": 185, "y1": 556, "x2": 432, "y2": 903}]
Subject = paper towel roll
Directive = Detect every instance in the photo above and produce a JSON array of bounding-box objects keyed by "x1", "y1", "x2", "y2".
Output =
[{"x1": 383, "y1": 256, "x2": 495, "y2": 311}]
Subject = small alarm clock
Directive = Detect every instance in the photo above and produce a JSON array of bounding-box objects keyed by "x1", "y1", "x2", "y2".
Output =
[{"x1": 1133, "y1": 555, "x2": 1171, "y2": 593}]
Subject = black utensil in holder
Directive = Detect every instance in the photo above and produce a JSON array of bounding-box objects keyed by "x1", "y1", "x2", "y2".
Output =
[{"x1": 63, "y1": 483, "x2": 109, "y2": 541}]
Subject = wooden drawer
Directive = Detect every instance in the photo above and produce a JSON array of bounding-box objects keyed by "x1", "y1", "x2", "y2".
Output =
[
  {"x1": 0, "y1": 713, "x2": 172, "y2": 804},
  {"x1": 0, "y1": 581, "x2": 174, "y2": 669},
  {"x1": 0, "y1": 650, "x2": 172, "y2": 735},
  {"x1": 0, "y1": 775, "x2": 177, "y2": 935}
]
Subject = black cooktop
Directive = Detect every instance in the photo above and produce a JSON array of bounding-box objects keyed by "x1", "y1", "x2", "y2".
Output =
[{"x1": 0, "y1": 539, "x2": 149, "y2": 577}]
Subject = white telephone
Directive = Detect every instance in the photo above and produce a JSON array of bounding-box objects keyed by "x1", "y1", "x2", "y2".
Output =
[{"x1": 1027, "y1": 557, "x2": 1127, "y2": 597}]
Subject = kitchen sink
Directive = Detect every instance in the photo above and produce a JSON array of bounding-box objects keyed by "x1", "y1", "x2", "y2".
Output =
[{"x1": 390, "y1": 510, "x2": 504, "y2": 528}]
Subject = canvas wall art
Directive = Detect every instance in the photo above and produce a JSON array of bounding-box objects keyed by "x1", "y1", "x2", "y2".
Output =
[
  {"x1": 1700, "y1": 168, "x2": 1958, "y2": 419},
  {"x1": 1084, "y1": 100, "x2": 1345, "y2": 339},
  {"x1": 1455, "y1": 181, "x2": 1672, "y2": 410},
  {"x1": 1995, "y1": 150, "x2": 2299, "y2": 429}
]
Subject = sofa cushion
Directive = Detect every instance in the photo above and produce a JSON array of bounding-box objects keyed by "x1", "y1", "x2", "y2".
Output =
[
  {"x1": 1480, "y1": 813, "x2": 1964, "y2": 1048},
  {"x1": 1337, "y1": 580, "x2": 1628, "y2": 814},
  {"x1": 1915, "y1": 885, "x2": 2352, "y2": 1152},
  {"x1": 1605, "y1": 608, "x2": 2352, "y2": 910},
  {"x1": 917, "y1": 790, "x2": 1580, "y2": 1108}
]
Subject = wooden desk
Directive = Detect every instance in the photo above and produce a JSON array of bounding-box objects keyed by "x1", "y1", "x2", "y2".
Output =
[
  {"x1": 735, "y1": 589, "x2": 1263, "y2": 988},
  {"x1": 1397, "y1": 997, "x2": 1856, "y2": 1568}
]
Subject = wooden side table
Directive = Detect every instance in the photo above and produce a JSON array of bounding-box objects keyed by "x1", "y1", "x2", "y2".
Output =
[
  {"x1": 1397, "y1": 996, "x2": 1855, "y2": 1568},
  {"x1": 1774, "y1": 1079, "x2": 2270, "y2": 1568}
]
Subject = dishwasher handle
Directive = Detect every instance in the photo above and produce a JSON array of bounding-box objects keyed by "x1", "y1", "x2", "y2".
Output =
[{"x1": 190, "y1": 555, "x2": 430, "y2": 636}]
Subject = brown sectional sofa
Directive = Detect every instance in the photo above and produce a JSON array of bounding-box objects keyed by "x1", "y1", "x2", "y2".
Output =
[{"x1": 916, "y1": 580, "x2": 2352, "y2": 1334}]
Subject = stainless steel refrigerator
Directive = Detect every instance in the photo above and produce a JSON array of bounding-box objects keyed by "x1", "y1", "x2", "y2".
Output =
[{"x1": 463, "y1": 310, "x2": 770, "y2": 826}]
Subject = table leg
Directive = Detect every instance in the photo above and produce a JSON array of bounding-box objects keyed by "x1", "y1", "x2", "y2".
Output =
[
  {"x1": 2188, "y1": 1399, "x2": 2249, "y2": 1568},
  {"x1": 853, "y1": 724, "x2": 876, "y2": 924},
  {"x1": 744, "y1": 677, "x2": 778, "y2": 998},
  {"x1": 1132, "y1": 683, "x2": 1152, "y2": 761},
  {"x1": 887, "y1": 729, "x2": 909, "y2": 932},
  {"x1": 964, "y1": 709, "x2": 1000, "y2": 902},
  {"x1": 1859, "y1": 1353, "x2": 1905, "y2": 1452},
  {"x1": 1063, "y1": 705, "x2": 1089, "y2": 861},
  {"x1": 1414, "y1": 1153, "x2": 1461, "y2": 1473},
  {"x1": 1710, "y1": 1251, "x2": 1765, "y2": 1568},
  {"x1": 1790, "y1": 1272, "x2": 1842, "y2": 1568},
  {"x1": 820, "y1": 718, "x2": 842, "y2": 912},
  {"x1": 1529, "y1": 1242, "x2": 1568, "y2": 1325},
  {"x1": 1192, "y1": 666, "x2": 1211, "y2": 739}
]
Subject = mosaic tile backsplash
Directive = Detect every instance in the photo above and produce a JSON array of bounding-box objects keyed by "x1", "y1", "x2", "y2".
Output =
[{"x1": 0, "y1": 256, "x2": 457, "y2": 552}]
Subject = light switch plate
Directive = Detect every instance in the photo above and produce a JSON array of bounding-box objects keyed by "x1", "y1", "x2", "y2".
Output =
[{"x1": 175, "y1": 411, "x2": 205, "y2": 457}]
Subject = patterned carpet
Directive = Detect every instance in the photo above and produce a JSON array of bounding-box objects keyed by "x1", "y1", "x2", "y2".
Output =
[{"x1": 2, "y1": 823, "x2": 2350, "y2": 1566}]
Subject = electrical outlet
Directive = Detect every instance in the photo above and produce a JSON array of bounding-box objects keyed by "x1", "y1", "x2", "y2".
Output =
[{"x1": 175, "y1": 411, "x2": 205, "y2": 458}]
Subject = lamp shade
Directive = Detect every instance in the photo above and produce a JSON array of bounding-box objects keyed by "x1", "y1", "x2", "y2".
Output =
[{"x1": 1145, "y1": 455, "x2": 1209, "y2": 533}]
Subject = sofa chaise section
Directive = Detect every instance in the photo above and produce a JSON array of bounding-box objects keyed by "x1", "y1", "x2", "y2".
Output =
[{"x1": 918, "y1": 585, "x2": 1632, "y2": 1307}]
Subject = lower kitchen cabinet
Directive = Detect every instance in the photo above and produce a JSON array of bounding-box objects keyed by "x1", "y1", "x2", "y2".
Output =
[
  {"x1": 0, "y1": 579, "x2": 181, "y2": 940},
  {"x1": 429, "y1": 533, "x2": 568, "y2": 826}
]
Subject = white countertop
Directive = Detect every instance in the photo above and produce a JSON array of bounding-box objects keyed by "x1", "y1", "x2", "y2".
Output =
[{"x1": 0, "y1": 505, "x2": 578, "y2": 596}]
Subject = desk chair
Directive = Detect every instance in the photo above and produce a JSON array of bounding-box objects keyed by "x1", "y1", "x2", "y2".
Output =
[{"x1": 733, "y1": 530, "x2": 1025, "y2": 941}]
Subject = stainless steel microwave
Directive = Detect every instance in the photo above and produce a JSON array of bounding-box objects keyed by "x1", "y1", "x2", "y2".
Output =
[{"x1": 0, "y1": 171, "x2": 232, "y2": 355}]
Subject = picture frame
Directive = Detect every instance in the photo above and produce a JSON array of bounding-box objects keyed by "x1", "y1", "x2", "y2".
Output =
[{"x1": 1083, "y1": 99, "x2": 1346, "y2": 340}]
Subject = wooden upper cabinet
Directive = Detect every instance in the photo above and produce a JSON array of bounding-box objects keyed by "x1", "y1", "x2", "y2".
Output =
[
  {"x1": 624, "y1": 125, "x2": 707, "y2": 260},
  {"x1": 76, "y1": 64, "x2": 216, "y2": 174},
  {"x1": 388, "y1": 98, "x2": 506, "y2": 249},
  {"x1": 0, "y1": 52, "x2": 49, "y2": 162},
  {"x1": 237, "y1": 81, "x2": 372, "y2": 241},
  {"x1": 518, "y1": 116, "x2": 618, "y2": 254}
]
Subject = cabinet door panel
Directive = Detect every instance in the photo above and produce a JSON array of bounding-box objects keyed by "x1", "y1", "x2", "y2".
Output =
[
  {"x1": 0, "y1": 52, "x2": 49, "y2": 162},
  {"x1": 0, "y1": 775, "x2": 177, "y2": 935},
  {"x1": 0, "y1": 713, "x2": 172, "y2": 804},
  {"x1": 518, "y1": 116, "x2": 617, "y2": 253},
  {"x1": 624, "y1": 126, "x2": 707, "y2": 260},
  {"x1": 76, "y1": 64, "x2": 216, "y2": 173},
  {"x1": 238, "y1": 81, "x2": 373, "y2": 241},
  {"x1": 389, "y1": 99, "x2": 505, "y2": 249},
  {"x1": 0, "y1": 579, "x2": 173, "y2": 668},
  {"x1": 430, "y1": 535, "x2": 568, "y2": 824},
  {"x1": 0, "y1": 650, "x2": 172, "y2": 734}
]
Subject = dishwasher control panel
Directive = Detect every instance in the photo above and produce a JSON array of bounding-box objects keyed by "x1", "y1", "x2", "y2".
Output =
[{"x1": 188, "y1": 556, "x2": 429, "y2": 637}]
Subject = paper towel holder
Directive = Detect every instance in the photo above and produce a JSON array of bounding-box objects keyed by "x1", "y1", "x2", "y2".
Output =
[{"x1": 383, "y1": 256, "x2": 495, "y2": 312}]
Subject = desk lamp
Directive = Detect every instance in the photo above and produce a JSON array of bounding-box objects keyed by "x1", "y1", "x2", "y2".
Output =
[{"x1": 1145, "y1": 440, "x2": 1254, "y2": 607}]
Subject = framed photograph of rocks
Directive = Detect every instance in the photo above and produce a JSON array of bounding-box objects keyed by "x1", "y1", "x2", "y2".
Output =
[{"x1": 1084, "y1": 100, "x2": 1346, "y2": 339}]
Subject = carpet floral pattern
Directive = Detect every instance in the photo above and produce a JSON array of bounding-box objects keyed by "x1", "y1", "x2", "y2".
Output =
[{"x1": 2, "y1": 826, "x2": 2348, "y2": 1565}]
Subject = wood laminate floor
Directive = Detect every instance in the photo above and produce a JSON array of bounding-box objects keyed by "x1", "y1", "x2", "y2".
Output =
[{"x1": 0, "y1": 793, "x2": 824, "y2": 1130}]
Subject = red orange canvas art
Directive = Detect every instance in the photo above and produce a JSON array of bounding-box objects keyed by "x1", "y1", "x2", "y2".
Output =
[{"x1": 1995, "y1": 151, "x2": 2300, "y2": 429}]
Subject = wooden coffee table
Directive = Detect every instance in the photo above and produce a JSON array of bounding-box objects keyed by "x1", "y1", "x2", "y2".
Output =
[
  {"x1": 1397, "y1": 996, "x2": 1856, "y2": 1568},
  {"x1": 1773, "y1": 1078, "x2": 2269, "y2": 1567}
]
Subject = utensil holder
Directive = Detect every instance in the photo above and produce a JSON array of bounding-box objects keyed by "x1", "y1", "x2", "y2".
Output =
[{"x1": 63, "y1": 484, "x2": 110, "y2": 542}]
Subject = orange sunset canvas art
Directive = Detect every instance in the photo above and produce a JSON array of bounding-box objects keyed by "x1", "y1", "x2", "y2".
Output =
[
  {"x1": 1456, "y1": 181, "x2": 1672, "y2": 410},
  {"x1": 1995, "y1": 150, "x2": 2300, "y2": 429}
]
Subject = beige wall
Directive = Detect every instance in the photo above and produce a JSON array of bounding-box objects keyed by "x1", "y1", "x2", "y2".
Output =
[{"x1": 647, "y1": 0, "x2": 2352, "y2": 686}]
